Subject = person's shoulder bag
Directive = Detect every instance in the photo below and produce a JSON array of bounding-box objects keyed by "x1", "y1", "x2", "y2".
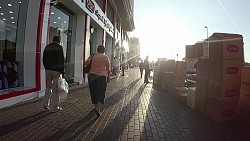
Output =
[{"x1": 84, "y1": 54, "x2": 94, "y2": 73}]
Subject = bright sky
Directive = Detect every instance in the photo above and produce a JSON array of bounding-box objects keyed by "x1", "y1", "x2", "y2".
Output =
[{"x1": 129, "y1": 0, "x2": 250, "y2": 62}]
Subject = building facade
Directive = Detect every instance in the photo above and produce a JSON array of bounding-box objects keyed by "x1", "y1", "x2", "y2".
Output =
[
  {"x1": 0, "y1": 0, "x2": 134, "y2": 108},
  {"x1": 128, "y1": 37, "x2": 140, "y2": 67}
]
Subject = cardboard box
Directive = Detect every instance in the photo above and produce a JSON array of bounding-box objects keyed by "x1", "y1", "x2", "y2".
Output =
[
  {"x1": 186, "y1": 58, "x2": 197, "y2": 73},
  {"x1": 196, "y1": 78, "x2": 208, "y2": 98},
  {"x1": 208, "y1": 81, "x2": 240, "y2": 102},
  {"x1": 237, "y1": 94, "x2": 250, "y2": 126},
  {"x1": 193, "y1": 43, "x2": 199, "y2": 58},
  {"x1": 162, "y1": 60, "x2": 175, "y2": 72},
  {"x1": 172, "y1": 87, "x2": 188, "y2": 95},
  {"x1": 175, "y1": 61, "x2": 187, "y2": 75},
  {"x1": 193, "y1": 42, "x2": 203, "y2": 57},
  {"x1": 240, "y1": 67, "x2": 250, "y2": 96},
  {"x1": 195, "y1": 94, "x2": 207, "y2": 115},
  {"x1": 208, "y1": 33, "x2": 244, "y2": 60},
  {"x1": 206, "y1": 99, "x2": 238, "y2": 123},
  {"x1": 209, "y1": 59, "x2": 242, "y2": 83},
  {"x1": 186, "y1": 45, "x2": 194, "y2": 58},
  {"x1": 172, "y1": 75, "x2": 186, "y2": 87},
  {"x1": 197, "y1": 59, "x2": 209, "y2": 79},
  {"x1": 187, "y1": 87, "x2": 196, "y2": 109},
  {"x1": 177, "y1": 93, "x2": 188, "y2": 104},
  {"x1": 203, "y1": 44, "x2": 209, "y2": 59}
]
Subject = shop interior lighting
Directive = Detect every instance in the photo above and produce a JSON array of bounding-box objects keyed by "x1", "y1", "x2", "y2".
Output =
[{"x1": 8, "y1": 4, "x2": 12, "y2": 7}]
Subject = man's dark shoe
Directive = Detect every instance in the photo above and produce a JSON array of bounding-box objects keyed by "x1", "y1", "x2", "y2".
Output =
[
  {"x1": 51, "y1": 107, "x2": 62, "y2": 113},
  {"x1": 43, "y1": 106, "x2": 49, "y2": 110},
  {"x1": 95, "y1": 108, "x2": 100, "y2": 117}
]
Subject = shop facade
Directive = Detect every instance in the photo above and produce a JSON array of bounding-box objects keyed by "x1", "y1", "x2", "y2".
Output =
[{"x1": 0, "y1": 0, "x2": 134, "y2": 108}]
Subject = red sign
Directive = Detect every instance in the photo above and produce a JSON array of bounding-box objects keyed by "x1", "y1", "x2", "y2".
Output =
[
  {"x1": 222, "y1": 109, "x2": 234, "y2": 116},
  {"x1": 86, "y1": 0, "x2": 95, "y2": 13},
  {"x1": 227, "y1": 44, "x2": 239, "y2": 52},
  {"x1": 225, "y1": 90, "x2": 238, "y2": 97},
  {"x1": 227, "y1": 67, "x2": 238, "y2": 74}
]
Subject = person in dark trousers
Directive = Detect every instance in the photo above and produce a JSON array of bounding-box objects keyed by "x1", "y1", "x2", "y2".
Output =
[
  {"x1": 86, "y1": 45, "x2": 110, "y2": 117},
  {"x1": 144, "y1": 56, "x2": 150, "y2": 83},
  {"x1": 42, "y1": 36, "x2": 65, "y2": 112},
  {"x1": 139, "y1": 60, "x2": 144, "y2": 78},
  {"x1": 121, "y1": 54, "x2": 125, "y2": 76}
]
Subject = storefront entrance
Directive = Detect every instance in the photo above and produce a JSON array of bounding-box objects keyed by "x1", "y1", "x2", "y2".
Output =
[{"x1": 49, "y1": 4, "x2": 75, "y2": 82}]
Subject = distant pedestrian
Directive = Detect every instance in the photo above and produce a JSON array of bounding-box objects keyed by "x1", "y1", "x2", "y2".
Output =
[
  {"x1": 113, "y1": 56, "x2": 119, "y2": 75},
  {"x1": 42, "y1": 36, "x2": 65, "y2": 112},
  {"x1": 86, "y1": 45, "x2": 110, "y2": 117},
  {"x1": 144, "y1": 56, "x2": 150, "y2": 83},
  {"x1": 121, "y1": 54, "x2": 125, "y2": 76},
  {"x1": 139, "y1": 60, "x2": 144, "y2": 78}
]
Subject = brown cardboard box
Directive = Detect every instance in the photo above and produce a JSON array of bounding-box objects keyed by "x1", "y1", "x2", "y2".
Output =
[
  {"x1": 177, "y1": 93, "x2": 188, "y2": 104},
  {"x1": 208, "y1": 81, "x2": 240, "y2": 102},
  {"x1": 186, "y1": 45, "x2": 194, "y2": 58},
  {"x1": 193, "y1": 43, "x2": 199, "y2": 58},
  {"x1": 172, "y1": 87, "x2": 188, "y2": 95},
  {"x1": 197, "y1": 59, "x2": 209, "y2": 79},
  {"x1": 206, "y1": 99, "x2": 238, "y2": 123},
  {"x1": 186, "y1": 58, "x2": 197, "y2": 73},
  {"x1": 203, "y1": 44, "x2": 209, "y2": 59},
  {"x1": 240, "y1": 67, "x2": 250, "y2": 96},
  {"x1": 208, "y1": 33, "x2": 244, "y2": 60},
  {"x1": 209, "y1": 59, "x2": 242, "y2": 83},
  {"x1": 196, "y1": 78, "x2": 208, "y2": 98},
  {"x1": 175, "y1": 61, "x2": 188, "y2": 75},
  {"x1": 237, "y1": 94, "x2": 250, "y2": 126},
  {"x1": 187, "y1": 87, "x2": 196, "y2": 109},
  {"x1": 195, "y1": 94, "x2": 207, "y2": 115},
  {"x1": 172, "y1": 75, "x2": 186, "y2": 87},
  {"x1": 198, "y1": 43, "x2": 204, "y2": 57},
  {"x1": 193, "y1": 42, "x2": 203, "y2": 57},
  {"x1": 161, "y1": 60, "x2": 175, "y2": 72}
]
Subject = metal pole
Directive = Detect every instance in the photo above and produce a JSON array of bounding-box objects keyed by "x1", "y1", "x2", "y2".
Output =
[{"x1": 205, "y1": 26, "x2": 209, "y2": 48}]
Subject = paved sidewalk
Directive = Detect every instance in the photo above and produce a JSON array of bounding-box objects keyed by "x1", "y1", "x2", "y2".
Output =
[{"x1": 1, "y1": 69, "x2": 250, "y2": 141}]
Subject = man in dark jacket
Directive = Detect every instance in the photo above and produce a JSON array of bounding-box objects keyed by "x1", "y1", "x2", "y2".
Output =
[
  {"x1": 144, "y1": 56, "x2": 150, "y2": 83},
  {"x1": 42, "y1": 36, "x2": 65, "y2": 112}
]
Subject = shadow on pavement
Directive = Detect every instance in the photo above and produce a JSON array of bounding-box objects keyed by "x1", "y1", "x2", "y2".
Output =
[
  {"x1": 43, "y1": 109, "x2": 98, "y2": 141},
  {"x1": 91, "y1": 81, "x2": 147, "y2": 141},
  {"x1": 0, "y1": 111, "x2": 52, "y2": 136}
]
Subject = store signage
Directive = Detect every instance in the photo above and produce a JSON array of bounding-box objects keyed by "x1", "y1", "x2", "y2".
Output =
[
  {"x1": 225, "y1": 90, "x2": 238, "y2": 97},
  {"x1": 86, "y1": 0, "x2": 95, "y2": 13},
  {"x1": 227, "y1": 44, "x2": 239, "y2": 52},
  {"x1": 227, "y1": 67, "x2": 239, "y2": 74},
  {"x1": 85, "y1": 0, "x2": 114, "y2": 33}
]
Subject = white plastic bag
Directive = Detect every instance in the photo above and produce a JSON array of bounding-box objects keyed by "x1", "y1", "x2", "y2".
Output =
[{"x1": 58, "y1": 76, "x2": 68, "y2": 101}]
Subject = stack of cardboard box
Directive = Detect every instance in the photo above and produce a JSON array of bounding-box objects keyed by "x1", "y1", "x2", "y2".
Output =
[
  {"x1": 237, "y1": 67, "x2": 250, "y2": 126},
  {"x1": 196, "y1": 33, "x2": 244, "y2": 123},
  {"x1": 162, "y1": 61, "x2": 188, "y2": 103}
]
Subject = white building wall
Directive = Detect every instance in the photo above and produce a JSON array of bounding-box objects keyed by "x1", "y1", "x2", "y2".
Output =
[{"x1": 74, "y1": 14, "x2": 86, "y2": 84}]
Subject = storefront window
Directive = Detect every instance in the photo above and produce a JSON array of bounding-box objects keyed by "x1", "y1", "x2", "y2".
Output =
[
  {"x1": 49, "y1": 5, "x2": 75, "y2": 81},
  {"x1": 0, "y1": 0, "x2": 27, "y2": 91}
]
